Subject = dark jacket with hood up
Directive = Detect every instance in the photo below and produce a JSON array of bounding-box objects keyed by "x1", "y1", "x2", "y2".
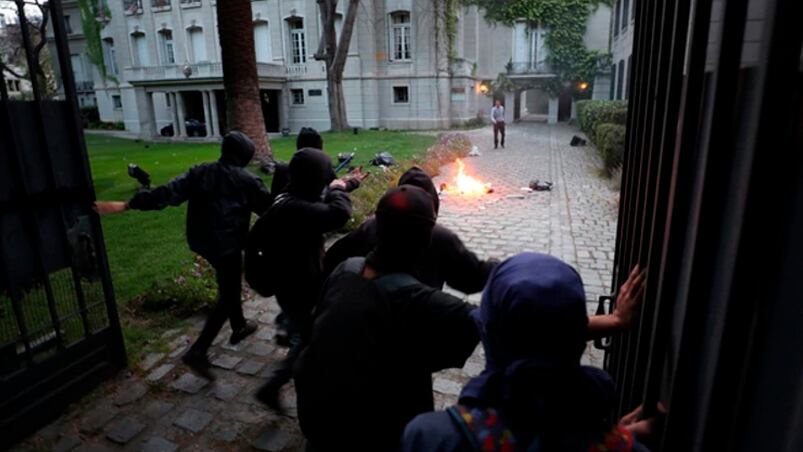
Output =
[
  {"x1": 323, "y1": 167, "x2": 496, "y2": 293},
  {"x1": 127, "y1": 131, "x2": 271, "y2": 260},
  {"x1": 267, "y1": 148, "x2": 355, "y2": 302}
]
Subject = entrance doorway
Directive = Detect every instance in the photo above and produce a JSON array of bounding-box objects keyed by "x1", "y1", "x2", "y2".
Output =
[{"x1": 260, "y1": 90, "x2": 281, "y2": 133}]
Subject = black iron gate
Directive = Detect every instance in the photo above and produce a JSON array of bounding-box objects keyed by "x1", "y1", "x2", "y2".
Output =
[
  {"x1": 602, "y1": 0, "x2": 803, "y2": 450},
  {"x1": 0, "y1": 0, "x2": 126, "y2": 447}
]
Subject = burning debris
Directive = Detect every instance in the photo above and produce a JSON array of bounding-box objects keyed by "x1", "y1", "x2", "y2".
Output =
[{"x1": 439, "y1": 159, "x2": 494, "y2": 196}]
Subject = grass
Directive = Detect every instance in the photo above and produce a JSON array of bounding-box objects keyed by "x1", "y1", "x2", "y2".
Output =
[{"x1": 87, "y1": 130, "x2": 437, "y2": 305}]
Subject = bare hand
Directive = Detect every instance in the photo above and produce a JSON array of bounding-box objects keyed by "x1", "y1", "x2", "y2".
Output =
[
  {"x1": 94, "y1": 201, "x2": 128, "y2": 215},
  {"x1": 613, "y1": 265, "x2": 647, "y2": 329},
  {"x1": 348, "y1": 166, "x2": 370, "y2": 183},
  {"x1": 329, "y1": 179, "x2": 347, "y2": 191},
  {"x1": 619, "y1": 403, "x2": 666, "y2": 439}
]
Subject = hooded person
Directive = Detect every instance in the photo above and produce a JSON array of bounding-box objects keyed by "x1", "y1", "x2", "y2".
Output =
[
  {"x1": 94, "y1": 131, "x2": 272, "y2": 380},
  {"x1": 270, "y1": 127, "x2": 325, "y2": 196},
  {"x1": 293, "y1": 185, "x2": 481, "y2": 451},
  {"x1": 323, "y1": 166, "x2": 496, "y2": 293},
  {"x1": 401, "y1": 253, "x2": 649, "y2": 452},
  {"x1": 255, "y1": 147, "x2": 362, "y2": 408}
]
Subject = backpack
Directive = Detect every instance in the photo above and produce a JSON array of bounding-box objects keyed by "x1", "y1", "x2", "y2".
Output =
[
  {"x1": 447, "y1": 405, "x2": 634, "y2": 452},
  {"x1": 244, "y1": 194, "x2": 291, "y2": 296}
]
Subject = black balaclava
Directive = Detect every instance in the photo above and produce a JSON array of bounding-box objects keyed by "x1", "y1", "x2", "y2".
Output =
[
  {"x1": 219, "y1": 131, "x2": 256, "y2": 167},
  {"x1": 287, "y1": 148, "x2": 336, "y2": 201},
  {"x1": 397, "y1": 167, "x2": 439, "y2": 215},
  {"x1": 367, "y1": 186, "x2": 436, "y2": 275},
  {"x1": 296, "y1": 127, "x2": 324, "y2": 150}
]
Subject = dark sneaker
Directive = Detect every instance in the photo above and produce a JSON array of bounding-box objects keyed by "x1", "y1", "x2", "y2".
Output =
[
  {"x1": 255, "y1": 382, "x2": 282, "y2": 411},
  {"x1": 181, "y1": 350, "x2": 216, "y2": 381},
  {"x1": 275, "y1": 329, "x2": 291, "y2": 347},
  {"x1": 229, "y1": 320, "x2": 258, "y2": 345}
]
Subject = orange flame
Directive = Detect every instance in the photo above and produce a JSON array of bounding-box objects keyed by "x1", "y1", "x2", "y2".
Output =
[{"x1": 441, "y1": 159, "x2": 492, "y2": 196}]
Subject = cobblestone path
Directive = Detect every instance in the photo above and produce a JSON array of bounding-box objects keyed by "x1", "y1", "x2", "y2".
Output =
[{"x1": 16, "y1": 123, "x2": 618, "y2": 452}]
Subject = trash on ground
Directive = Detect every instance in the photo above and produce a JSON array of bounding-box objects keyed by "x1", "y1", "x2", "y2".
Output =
[
  {"x1": 469, "y1": 146, "x2": 482, "y2": 157},
  {"x1": 370, "y1": 152, "x2": 396, "y2": 166},
  {"x1": 529, "y1": 180, "x2": 554, "y2": 191}
]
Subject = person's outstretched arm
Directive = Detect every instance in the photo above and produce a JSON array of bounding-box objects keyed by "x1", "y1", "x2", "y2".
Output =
[
  {"x1": 588, "y1": 265, "x2": 647, "y2": 339},
  {"x1": 95, "y1": 171, "x2": 194, "y2": 215}
]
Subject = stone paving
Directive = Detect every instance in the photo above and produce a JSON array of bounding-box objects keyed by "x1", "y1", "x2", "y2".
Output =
[{"x1": 16, "y1": 122, "x2": 618, "y2": 452}]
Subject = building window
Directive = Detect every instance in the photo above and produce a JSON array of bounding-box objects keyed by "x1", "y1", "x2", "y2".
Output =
[
  {"x1": 610, "y1": 64, "x2": 616, "y2": 100},
  {"x1": 152, "y1": 0, "x2": 171, "y2": 9},
  {"x1": 159, "y1": 29, "x2": 175, "y2": 64},
  {"x1": 626, "y1": 55, "x2": 632, "y2": 99},
  {"x1": 390, "y1": 11, "x2": 411, "y2": 61},
  {"x1": 71, "y1": 54, "x2": 86, "y2": 82},
  {"x1": 622, "y1": 0, "x2": 630, "y2": 31},
  {"x1": 614, "y1": 0, "x2": 620, "y2": 37},
  {"x1": 287, "y1": 18, "x2": 306, "y2": 64},
  {"x1": 616, "y1": 59, "x2": 625, "y2": 100},
  {"x1": 179, "y1": 0, "x2": 201, "y2": 6},
  {"x1": 103, "y1": 38, "x2": 119, "y2": 75},
  {"x1": 112, "y1": 95, "x2": 123, "y2": 109},
  {"x1": 393, "y1": 86, "x2": 409, "y2": 104},
  {"x1": 291, "y1": 89, "x2": 304, "y2": 105},
  {"x1": 64, "y1": 15, "x2": 73, "y2": 34},
  {"x1": 166, "y1": 94, "x2": 171, "y2": 108},
  {"x1": 131, "y1": 31, "x2": 150, "y2": 66},
  {"x1": 7, "y1": 79, "x2": 20, "y2": 92},
  {"x1": 254, "y1": 20, "x2": 272, "y2": 63},
  {"x1": 123, "y1": 0, "x2": 143, "y2": 15},
  {"x1": 187, "y1": 26, "x2": 207, "y2": 62}
]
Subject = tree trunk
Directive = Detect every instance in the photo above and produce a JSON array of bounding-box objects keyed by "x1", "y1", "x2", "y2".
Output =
[
  {"x1": 315, "y1": 0, "x2": 359, "y2": 131},
  {"x1": 216, "y1": 0, "x2": 272, "y2": 162}
]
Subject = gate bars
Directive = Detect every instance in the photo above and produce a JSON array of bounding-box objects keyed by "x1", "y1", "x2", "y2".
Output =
[{"x1": 605, "y1": 0, "x2": 803, "y2": 450}]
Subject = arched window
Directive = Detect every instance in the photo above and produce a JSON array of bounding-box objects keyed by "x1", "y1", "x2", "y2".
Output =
[
  {"x1": 389, "y1": 11, "x2": 411, "y2": 61},
  {"x1": 187, "y1": 26, "x2": 206, "y2": 63},
  {"x1": 131, "y1": 31, "x2": 149, "y2": 67},
  {"x1": 158, "y1": 29, "x2": 175, "y2": 64},
  {"x1": 253, "y1": 20, "x2": 272, "y2": 63},
  {"x1": 287, "y1": 17, "x2": 306, "y2": 64}
]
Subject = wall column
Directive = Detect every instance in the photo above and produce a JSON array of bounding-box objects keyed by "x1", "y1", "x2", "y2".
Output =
[
  {"x1": 209, "y1": 90, "x2": 220, "y2": 137},
  {"x1": 547, "y1": 96, "x2": 559, "y2": 124},
  {"x1": 201, "y1": 90, "x2": 212, "y2": 137},
  {"x1": 176, "y1": 91, "x2": 187, "y2": 137},
  {"x1": 170, "y1": 92, "x2": 179, "y2": 137}
]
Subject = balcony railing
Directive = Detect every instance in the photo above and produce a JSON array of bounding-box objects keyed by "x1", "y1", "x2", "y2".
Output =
[
  {"x1": 124, "y1": 62, "x2": 287, "y2": 82},
  {"x1": 506, "y1": 61, "x2": 552, "y2": 75},
  {"x1": 75, "y1": 81, "x2": 94, "y2": 92}
]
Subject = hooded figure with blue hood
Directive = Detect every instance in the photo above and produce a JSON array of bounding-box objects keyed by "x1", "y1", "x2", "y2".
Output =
[
  {"x1": 95, "y1": 131, "x2": 273, "y2": 380},
  {"x1": 402, "y1": 253, "x2": 649, "y2": 452}
]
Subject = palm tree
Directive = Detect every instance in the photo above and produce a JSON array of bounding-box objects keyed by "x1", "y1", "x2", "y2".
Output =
[{"x1": 216, "y1": 0, "x2": 272, "y2": 162}]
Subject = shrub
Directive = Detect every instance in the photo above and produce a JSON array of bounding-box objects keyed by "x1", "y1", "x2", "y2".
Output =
[
  {"x1": 595, "y1": 123, "x2": 626, "y2": 174},
  {"x1": 576, "y1": 100, "x2": 628, "y2": 138},
  {"x1": 133, "y1": 254, "x2": 218, "y2": 317},
  {"x1": 345, "y1": 133, "x2": 472, "y2": 230},
  {"x1": 80, "y1": 105, "x2": 100, "y2": 122},
  {"x1": 87, "y1": 120, "x2": 125, "y2": 130}
]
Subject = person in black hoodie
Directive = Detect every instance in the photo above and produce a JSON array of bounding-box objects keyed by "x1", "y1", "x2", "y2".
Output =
[
  {"x1": 323, "y1": 167, "x2": 495, "y2": 293},
  {"x1": 255, "y1": 147, "x2": 365, "y2": 408},
  {"x1": 95, "y1": 131, "x2": 272, "y2": 380},
  {"x1": 270, "y1": 127, "x2": 324, "y2": 196},
  {"x1": 294, "y1": 185, "x2": 480, "y2": 451}
]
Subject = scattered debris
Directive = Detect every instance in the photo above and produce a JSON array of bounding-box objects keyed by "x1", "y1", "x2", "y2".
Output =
[
  {"x1": 570, "y1": 135, "x2": 587, "y2": 146},
  {"x1": 370, "y1": 151, "x2": 396, "y2": 166},
  {"x1": 468, "y1": 145, "x2": 482, "y2": 157},
  {"x1": 529, "y1": 180, "x2": 554, "y2": 191}
]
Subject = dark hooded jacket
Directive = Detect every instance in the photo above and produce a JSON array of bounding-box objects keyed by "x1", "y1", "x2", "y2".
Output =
[
  {"x1": 295, "y1": 186, "x2": 479, "y2": 451},
  {"x1": 267, "y1": 148, "x2": 354, "y2": 301},
  {"x1": 323, "y1": 167, "x2": 495, "y2": 293},
  {"x1": 127, "y1": 131, "x2": 271, "y2": 260}
]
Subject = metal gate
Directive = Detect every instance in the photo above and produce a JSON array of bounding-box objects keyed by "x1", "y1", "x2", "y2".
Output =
[
  {"x1": 601, "y1": 0, "x2": 803, "y2": 449},
  {"x1": 0, "y1": 0, "x2": 126, "y2": 447}
]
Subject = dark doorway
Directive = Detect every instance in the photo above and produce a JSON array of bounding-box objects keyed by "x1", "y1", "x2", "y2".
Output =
[
  {"x1": 181, "y1": 91, "x2": 206, "y2": 137},
  {"x1": 215, "y1": 89, "x2": 227, "y2": 134},
  {"x1": 513, "y1": 90, "x2": 522, "y2": 122},
  {"x1": 260, "y1": 90, "x2": 280, "y2": 133},
  {"x1": 558, "y1": 90, "x2": 572, "y2": 122}
]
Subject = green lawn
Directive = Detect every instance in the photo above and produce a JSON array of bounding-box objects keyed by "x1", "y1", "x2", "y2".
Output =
[{"x1": 88, "y1": 130, "x2": 437, "y2": 304}]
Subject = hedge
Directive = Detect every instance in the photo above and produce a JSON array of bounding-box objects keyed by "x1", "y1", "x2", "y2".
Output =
[
  {"x1": 576, "y1": 100, "x2": 628, "y2": 137},
  {"x1": 595, "y1": 123, "x2": 626, "y2": 173},
  {"x1": 346, "y1": 133, "x2": 472, "y2": 230}
]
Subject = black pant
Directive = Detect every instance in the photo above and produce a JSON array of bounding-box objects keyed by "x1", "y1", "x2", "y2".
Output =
[
  {"x1": 264, "y1": 285, "x2": 318, "y2": 388},
  {"x1": 191, "y1": 253, "x2": 245, "y2": 354},
  {"x1": 493, "y1": 121, "x2": 506, "y2": 147}
]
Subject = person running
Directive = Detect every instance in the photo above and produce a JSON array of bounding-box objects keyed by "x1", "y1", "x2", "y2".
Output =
[
  {"x1": 323, "y1": 166, "x2": 496, "y2": 294},
  {"x1": 491, "y1": 99, "x2": 506, "y2": 149},
  {"x1": 255, "y1": 148, "x2": 366, "y2": 408},
  {"x1": 402, "y1": 253, "x2": 648, "y2": 452},
  {"x1": 95, "y1": 131, "x2": 272, "y2": 380}
]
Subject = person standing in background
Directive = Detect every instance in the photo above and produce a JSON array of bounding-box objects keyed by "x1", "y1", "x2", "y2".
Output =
[{"x1": 490, "y1": 99, "x2": 506, "y2": 149}]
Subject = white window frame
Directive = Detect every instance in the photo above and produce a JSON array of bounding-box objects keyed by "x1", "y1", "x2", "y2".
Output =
[
  {"x1": 130, "y1": 31, "x2": 149, "y2": 67},
  {"x1": 389, "y1": 11, "x2": 411, "y2": 62},
  {"x1": 103, "y1": 38, "x2": 119, "y2": 75},
  {"x1": 392, "y1": 85, "x2": 410, "y2": 104},
  {"x1": 187, "y1": 25, "x2": 207, "y2": 63},
  {"x1": 290, "y1": 88, "x2": 305, "y2": 105},
  {"x1": 158, "y1": 29, "x2": 175, "y2": 64},
  {"x1": 112, "y1": 94, "x2": 123, "y2": 109},
  {"x1": 287, "y1": 18, "x2": 307, "y2": 64},
  {"x1": 253, "y1": 20, "x2": 272, "y2": 63}
]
